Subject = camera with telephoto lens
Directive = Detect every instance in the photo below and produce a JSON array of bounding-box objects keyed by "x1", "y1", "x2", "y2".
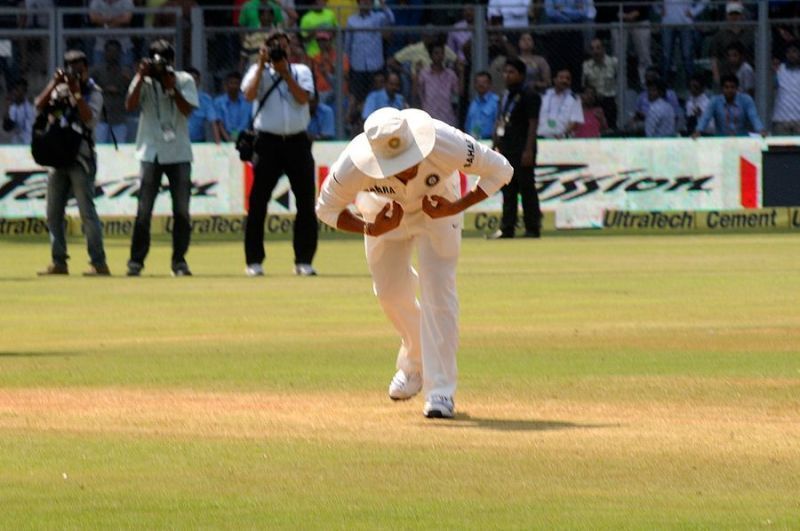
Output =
[
  {"x1": 143, "y1": 53, "x2": 174, "y2": 79},
  {"x1": 268, "y1": 42, "x2": 286, "y2": 62}
]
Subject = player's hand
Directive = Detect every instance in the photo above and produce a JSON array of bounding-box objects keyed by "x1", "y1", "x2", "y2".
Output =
[
  {"x1": 370, "y1": 201, "x2": 404, "y2": 236},
  {"x1": 422, "y1": 195, "x2": 459, "y2": 219},
  {"x1": 691, "y1": 131, "x2": 701, "y2": 140}
]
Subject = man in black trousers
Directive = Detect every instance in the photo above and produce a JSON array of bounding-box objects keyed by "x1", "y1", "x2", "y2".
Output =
[
  {"x1": 240, "y1": 29, "x2": 318, "y2": 277},
  {"x1": 489, "y1": 58, "x2": 543, "y2": 239}
]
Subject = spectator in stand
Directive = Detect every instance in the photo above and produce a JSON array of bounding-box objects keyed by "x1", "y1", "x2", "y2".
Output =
[
  {"x1": 2, "y1": 78, "x2": 35, "y2": 144},
  {"x1": 464, "y1": 71, "x2": 499, "y2": 140},
  {"x1": 300, "y1": 0, "x2": 338, "y2": 58},
  {"x1": 144, "y1": 0, "x2": 168, "y2": 29},
  {"x1": 384, "y1": 0, "x2": 424, "y2": 56},
  {"x1": 362, "y1": 70, "x2": 406, "y2": 119},
  {"x1": 154, "y1": 0, "x2": 197, "y2": 68},
  {"x1": 685, "y1": 73, "x2": 713, "y2": 134},
  {"x1": 573, "y1": 85, "x2": 607, "y2": 138},
  {"x1": 20, "y1": 0, "x2": 53, "y2": 75},
  {"x1": 239, "y1": 0, "x2": 286, "y2": 28},
  {"x1": 214, "y1": 71, "x2": 251, "y2": 142},
  {"x1": 344, "y1": 0, "x2": 394, "y2": 103},
  {"x1": 517, "y1": 33, "x2": 551, "y2": 93},
  {"x1": 308, "y1": 95, "x2": 335, "y2": 140},
  {"x1": 241, "y1": 6, "x2": 279, "y2": 68},
  {"x1": 328, "y1": 0, "x2": 357, "y2": 27},
  {"x1": 390, "y1": 32, "x2": 458, "y2": 73},
  {"x1": 543, "y1": 0, "x2": 596, "y2": 90},
  {"x1": 90, "y1": 39, "x2": 132, "y2": 144},
  {"x1": 186, "y1": 67, "x2": 220, "y2": 144},
  {"x1": 488, "y1": 0, "x2": 531, "y2": 28},
  {"x1": 709, "y1": 1, "x2": 754, "y2": 89},
  {"x1": 692, "y1": 74, "x2": 766, "y2": 138},
  {"x1": 659, "y1": 0, "x2": 707, "y2": 84},
  {"x1": 414, "y1": 43, "x2": 461, "y2": 126},
  {"x1": 581, "y1": 37, "x2": 618, "y2": 130},
  {"x1": 618, "y1": 2, "x2": 651, "y2": 88},
  {"x1": 772, "y1": 41, "x2": 800, "y2": 135},
  {"x1": 88, "y1": 0, "x2": 135, "y2": 67},
  {"x1": 488, "y1": 31, "x2": 516, "y2": 96},
  {"x1": 629, "y1": 67, "x2": 681, "y2": 134},
  {"x1": 537, "y1": 68, "x2": 583, "y2": 138},
  {"x1": 311, "y1": 30, "x2": 348, "y2": 107},
  {"x1": 723, "y1": 42, "x2": 755, "y2": 96},
  {"x1": 644, "y1": 79, "x2": 676, "y2": 137},
  {"x1": 447, "y1": 5, "x2": 474, "y2": 64}
]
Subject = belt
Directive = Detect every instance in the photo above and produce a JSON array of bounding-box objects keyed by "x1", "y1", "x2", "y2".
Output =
[{"x1": 257, "y1": 131, "x2": 307, "y2": 141}]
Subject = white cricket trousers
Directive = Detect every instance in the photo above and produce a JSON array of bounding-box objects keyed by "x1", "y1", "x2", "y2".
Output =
[{"x1": 365, "y1": 214, "x2": 462, "y2": 399}]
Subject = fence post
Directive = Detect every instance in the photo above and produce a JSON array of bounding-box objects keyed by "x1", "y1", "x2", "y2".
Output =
[
  {"x1": 49, "y1": 7, "x2": 58, "y2": 74},
  {"x1": 472, "y1": 5, "x2": 488, "y2": 77},
  {"x1": 334, "y1": 28, "x2": 345, "y2": 140},
  {"x1": 615, "y1": 3, "x2": 627, "y2": 132},
  {"x1": 755, "y1": 0, "x2": 769, "y2": 126},
  {"x1": 191, "y1": 6, "x2": 205, "y2": 80}
]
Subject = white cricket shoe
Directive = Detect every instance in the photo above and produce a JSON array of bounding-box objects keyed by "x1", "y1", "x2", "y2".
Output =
[
  {"x1": 245, "y1": 264, "x2": 264, "y2": 277},
  {"x1": 388, "y1": 370, "x2": 422, "y2": 401},
  {"x1": 423, "y1": 395, "x2": 455, "y2": 419},
  {"x1": 294, "y1": 263, "x2": 317, "y2": 276}
]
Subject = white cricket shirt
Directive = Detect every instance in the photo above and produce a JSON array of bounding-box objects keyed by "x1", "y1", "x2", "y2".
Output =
[{"x1": 316, "y1": 121, "x2": 513, "y2": 230}]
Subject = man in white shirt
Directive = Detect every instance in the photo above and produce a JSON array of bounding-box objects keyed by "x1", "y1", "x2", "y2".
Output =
[
  {"x1": 316, "y1": 107, "x2": 513, "y2": 418},
  {"x1": 537, "y1": 68, "x2": 584, "y2": 138},
  {"x1": 772, "y1": 41, "x2": 800, "y2": 135},
  {"x1": 241, "y1": 29, "x2": 319, "y2": 277},
  {"x1": 488, "y1": 0, "x2": 531, "y2": 27}
]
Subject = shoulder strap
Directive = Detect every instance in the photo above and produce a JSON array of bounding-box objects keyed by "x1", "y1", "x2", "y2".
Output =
[
  {"x1": 248, "y1": 75, "x2": 284, "y2": 130},
  {"x1": 101, "y1": 105, "x2": 119, "y2": 151}
]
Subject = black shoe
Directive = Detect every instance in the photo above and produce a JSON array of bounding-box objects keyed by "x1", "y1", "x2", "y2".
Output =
[
  {"x1": 486, "y1": 230, "x2": 513, "y2": 240},
  {"x1": 171, "y1": 262, "x2": 192, "y2": 277},
  {"x1": 126, "y1": 261, "x2": 143, "y2": 277},
  {"x1": 83, "y1": 263, "x2": 112, "y2": 276},
  {"x1": 523, "y1": 230, "x2": 541, "y2": 239},
  {"x1": 37, "y1": 263, "x2": 69, "y2": 276}
]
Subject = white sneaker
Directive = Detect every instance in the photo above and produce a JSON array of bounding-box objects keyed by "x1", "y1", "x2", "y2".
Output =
[
  {"x1": 294, "y1": 263, "x2": 317, "y2": 276},
  {"x1": 245, "y1": 264, "x2": 264, "y2": 277},
  {"x1": 423, "y1": 395, "x2": 455, "y2": 419},
  {"x1": 388, "y1": 370, "x2": 422, "y2": 401}
]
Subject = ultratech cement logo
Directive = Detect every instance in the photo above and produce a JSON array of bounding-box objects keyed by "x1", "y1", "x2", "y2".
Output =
[
  {"x1": 0, "y1": 170, "x2": 218, "y2": 203},
  {"x1": 605, "y1": 211, "x2": 695, "y2": 229},
  {"x1": 536, "y1": 164, "x2": 713, "y2": 202},
  {"x1": 0, "y1": 217, "x2": 49, "y2": 235}
]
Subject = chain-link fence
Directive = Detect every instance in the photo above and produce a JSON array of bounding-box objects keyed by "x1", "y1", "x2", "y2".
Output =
[{"x1": 2, "y1": 1, "x2": 799, "y2": 144}]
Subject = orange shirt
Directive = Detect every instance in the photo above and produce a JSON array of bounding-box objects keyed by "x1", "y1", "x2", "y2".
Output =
[{"x1": 312, "y1": 49, "x2": 349, "y2": 94}]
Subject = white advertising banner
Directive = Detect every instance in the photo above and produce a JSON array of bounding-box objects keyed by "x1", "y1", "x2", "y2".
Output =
[{"x1": 0, "y1": 138, "x2": 765, "y2": 219}]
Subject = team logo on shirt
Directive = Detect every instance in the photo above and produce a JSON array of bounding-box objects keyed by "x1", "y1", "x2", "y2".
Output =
[
  {"x1": 388, "y1": 137, "x2": 401, "y2": 149},
  {"x1": 425, "y1": 174, "x2": 440, "y2": 187}
]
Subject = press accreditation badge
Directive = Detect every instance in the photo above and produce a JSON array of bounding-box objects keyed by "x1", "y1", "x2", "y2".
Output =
[
  {"x1": 496, "y1": 125, "x2": 505, "y2": 138},
  {"x1": 162, "y1": 126, "x2": 176, "y2": 143}
]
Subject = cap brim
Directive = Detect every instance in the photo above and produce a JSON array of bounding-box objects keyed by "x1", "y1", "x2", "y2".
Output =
[{"x1": 351, "y1": 108, "x2": 437, "y2": 179}]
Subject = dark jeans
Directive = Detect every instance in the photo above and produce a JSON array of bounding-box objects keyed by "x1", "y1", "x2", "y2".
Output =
[
  {"x1": 245, "y1": 131, "x2": 318, "y2": 266},
  {"x1": 46, "y1": 160, "x2": 106, "y2": 266},
  {"x1": 129, "y1": 160, "x2": 192, "y2": 267},
  {"x1": 499, "y1": 154, "x2": 541, "y2": 236}
]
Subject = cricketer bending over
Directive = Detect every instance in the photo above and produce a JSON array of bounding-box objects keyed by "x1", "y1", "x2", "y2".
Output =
[{"x1": 316, "y1": 108, "x2": 513, "y2": 418}]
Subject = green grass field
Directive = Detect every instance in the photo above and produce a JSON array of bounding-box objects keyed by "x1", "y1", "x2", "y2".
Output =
[{"x1": 1, "y1": 234, "x2": 799, "y2": 529}]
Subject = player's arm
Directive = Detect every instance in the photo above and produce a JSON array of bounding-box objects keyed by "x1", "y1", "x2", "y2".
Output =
[{"x1": 422, "y1": 188, "x2": 487, "y2": 219}]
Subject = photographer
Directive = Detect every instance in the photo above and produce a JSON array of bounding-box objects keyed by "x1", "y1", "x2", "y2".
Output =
[
  {"x1": 34, "y1": 50, "x2": 110, "y2": 277},
  {"x1": 240, "y1": 29, "x2": 318, "y2": 277},
  {"x1": 125, "y1": 39, "x2": 198, "y2": 277}
]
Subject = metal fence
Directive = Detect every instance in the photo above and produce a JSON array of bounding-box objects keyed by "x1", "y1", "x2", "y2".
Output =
[{"x1": 1, "y1": 2, "x2": 799, "y2": 143}]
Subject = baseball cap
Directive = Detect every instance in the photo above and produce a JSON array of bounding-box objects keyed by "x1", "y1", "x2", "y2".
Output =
[
  {"x1": 726, "y1": 2, "x2": 744, "y2": 14},
  {"x1": 350, "y1": 108, "x2": 436, "y2": 179}
]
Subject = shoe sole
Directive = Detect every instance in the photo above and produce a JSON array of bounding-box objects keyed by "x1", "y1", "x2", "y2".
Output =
[
  {"x1": 424, "y1": 409, "x2": 453, "y2": 419},
  {"x1": 389, "y1": 393, "x2": 417, "y2": 401}
]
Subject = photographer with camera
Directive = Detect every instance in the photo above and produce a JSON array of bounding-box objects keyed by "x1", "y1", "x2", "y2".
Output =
[
  {"x1": 34, "y1": 50, "x2": 111, "y2": 277},
  {"x1": 125, "y1": 39, "x2": 198, "y2": 277},
  {"x1": 240, "y1": 29, "x2": 318, "y2": 277}
]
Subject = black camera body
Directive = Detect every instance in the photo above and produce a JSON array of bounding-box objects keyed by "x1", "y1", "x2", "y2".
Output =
[
  {"x1": 268, "y1": 43, "x2": 287, "y2": 62},
  {"x1": 143, "y1": 54, "x2": 174, "y2": 79}
]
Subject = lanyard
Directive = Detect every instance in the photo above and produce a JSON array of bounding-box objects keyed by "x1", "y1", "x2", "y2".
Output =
[
  {"x1": 543, "y1": 90, "x2": 571, "y2": 121},
  {"x1": 151, "y1": 82, "x2": 174, "y2": 127},
  {"x1": 501, "y1": 91, "x2": 521, "y2": 124}
]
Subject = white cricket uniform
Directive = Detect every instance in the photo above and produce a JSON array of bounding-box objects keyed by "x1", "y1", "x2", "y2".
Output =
[{"x1": 317, "y1": 121, "x2": 513, "y2": 398}]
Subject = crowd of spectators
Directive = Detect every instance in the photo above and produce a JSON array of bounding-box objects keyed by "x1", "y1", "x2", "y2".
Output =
[{"x1": 2, "y1": 0, "x2": 800, "y2": 144}]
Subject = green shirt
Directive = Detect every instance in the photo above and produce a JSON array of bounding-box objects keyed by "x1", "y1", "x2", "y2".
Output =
[
  {"x1": 239, "y1": 0, "x2": 284, "y2": 28},
  {"x1": 299, "y1": 9, "x2": 338, "y2": 57}
]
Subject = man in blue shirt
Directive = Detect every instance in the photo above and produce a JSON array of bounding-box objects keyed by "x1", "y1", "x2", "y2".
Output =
[
  {"x1": 464, "y1": 71, "x2": 499, "y2": 139},
  {"x1": 692, "y1": 74, "x2": 766, "y2": 138},
  {"x1": 361, "y1": 71, "x2": 407, "y2": 119},
  {"x1": 308, "y1": 96, "x2": 335, "y2": 140},
  {"x1": 186, "y1": 67, "x2": 220, "y2": 143},
  {"x1": 644, "y1": 80, "x2": 676, "y2": 137},
  {"x1": 214, "y1": 71, "x2": 251, "y2": 142},
  {"x1": 345, "y1": 0, "x2": 395, "y2": 102}
]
